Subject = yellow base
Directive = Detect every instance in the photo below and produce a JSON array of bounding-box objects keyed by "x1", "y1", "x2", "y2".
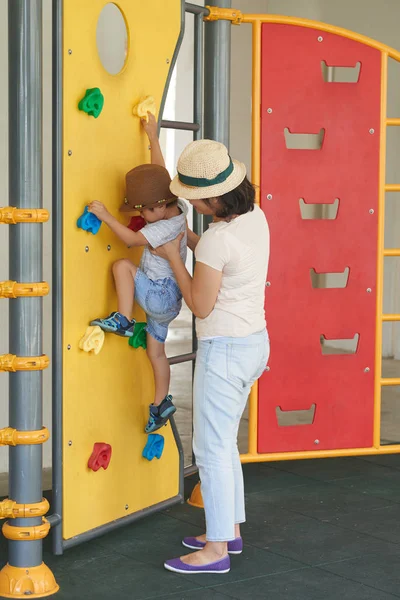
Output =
[
  {"x1": 0, "y1": 563, "x2": 59, "y2": 598},
  {"x1": 187, "y1": 482, "x2": 204, "y2": 509}
]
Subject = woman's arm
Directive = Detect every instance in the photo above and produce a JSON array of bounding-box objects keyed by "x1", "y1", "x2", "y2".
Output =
[
  {"x1": 141, "y1": 113, "x2": 166, "y2": 169},
  {"x1": 88, "y1": 201, "x2": 147, "y2": 247},
  {"x1": 187, "y1": 226, "x2": 200, "y2": 252},
  {"x1": 155, "y1": 234, "x2": 221, "y2": 319}
]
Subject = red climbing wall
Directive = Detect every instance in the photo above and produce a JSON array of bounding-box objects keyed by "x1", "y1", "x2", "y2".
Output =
[{"x1": 258, "y1": 24, "x2": 382, "y2": 453}]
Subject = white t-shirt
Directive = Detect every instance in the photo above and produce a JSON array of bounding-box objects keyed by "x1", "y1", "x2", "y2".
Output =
[{"x1": 194, "y1": 204, "x2": 269, "y2": 339}]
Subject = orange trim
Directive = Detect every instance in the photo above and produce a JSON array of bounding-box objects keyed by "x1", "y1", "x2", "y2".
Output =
[
  {"x1": 0, "y1": 207, "x2": 49, "y2": 224},
  {"x1": 240, "y1": 14, "x2": 400, "y2": 61},
  {"x1": 0, "y1": 498, "x2": 49, "y2": 520},
  {"x1": 204, "y1": 6, "x2": 242, "y2": 25},
  {"x1": 2, "y1": 518, "x2": 50, "y2": 541},
  {"x1": 0, "y1": 427, "x2": 50, "y2": 447},
  {"x1": 0, "y1": 281, "x2": 49, "y2": 299},
  {"x1": 0, "y1": 354, "x2": 50, "y2": 372}
]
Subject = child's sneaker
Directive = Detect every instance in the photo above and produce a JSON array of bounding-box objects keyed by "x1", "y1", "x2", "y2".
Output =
[
  {"x1": 145, "y1": 395, "x2": 177, "y2": 433},
  {"x1": 90, "y1": 311, "x2": 135, "y2": 337}
]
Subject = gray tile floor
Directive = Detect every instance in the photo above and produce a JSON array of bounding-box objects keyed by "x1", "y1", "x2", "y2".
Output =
[{"x1": 9, "y1": 455, "x2": 400, "y2": 600}]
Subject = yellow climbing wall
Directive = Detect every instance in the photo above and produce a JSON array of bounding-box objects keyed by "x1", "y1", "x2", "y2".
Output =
[{"x1": 62, "y1": 0, "x2": 182, "y2": 540}]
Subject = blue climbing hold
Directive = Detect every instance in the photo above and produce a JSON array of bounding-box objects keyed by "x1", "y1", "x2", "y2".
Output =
[
  {"x1": 142, "y1": 434, "x2": 164, "y2": 461},
  {"x1": 77, "y1": 206, "x2": 102, "y2": 235}
]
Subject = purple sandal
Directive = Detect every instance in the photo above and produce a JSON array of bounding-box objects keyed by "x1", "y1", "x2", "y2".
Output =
[
  {"x1": 164, "y1": 555, "x2": 230, "y2": 574},
  {"x1": 182, "y1": 536, "x2": 243, "y2": 555}
]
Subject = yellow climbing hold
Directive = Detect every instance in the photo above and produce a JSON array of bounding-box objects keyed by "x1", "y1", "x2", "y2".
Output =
[
  {"x1": 133, "y1": 96, "x2": 157, "y2": 122},
  {"x1": 79, "y1": 326, "x2": 105, "y2": 355}
]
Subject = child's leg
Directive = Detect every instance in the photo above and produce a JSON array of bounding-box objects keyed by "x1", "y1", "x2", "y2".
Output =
[
  {"x1": 112, "y1": 259, "x2": 137, "y2": 319},
  {"x1": 146, "y1": 333, "x2": 170, "y2": 406}
]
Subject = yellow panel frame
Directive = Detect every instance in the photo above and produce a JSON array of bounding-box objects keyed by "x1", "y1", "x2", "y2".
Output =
[
  {"x1": 234, "y1": 13, "x2": 400, "y2": 463},
  {"x1": 62, "y1": 0, "x2": 182, "y2": 540}
]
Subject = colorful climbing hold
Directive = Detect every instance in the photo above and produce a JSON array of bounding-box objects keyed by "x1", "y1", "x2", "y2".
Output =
[
  {"x1": 142, "y1": 434, "x2": 164, "y2": 461},
  {"x1": 77, "y1": 206, "x2": 102, "y2": 235},
  {"x1": 128, "y1": 216, "x2": 146, "y2": 232},
  {"x1": 78, "y1": 88, "x2": 104, "y2": 118},
  {"x1": 133, "y1": 96, "x2": 156, "y2": 122},
  {"x1": 128, "y1": 322, "x2": 147, "y2": 350},
  {"x1": 79, "y1": 326, "x2": 105, "y2": 355},
  {"x1": 88, "y1": 442, "x2": 112, "y2": 472}
]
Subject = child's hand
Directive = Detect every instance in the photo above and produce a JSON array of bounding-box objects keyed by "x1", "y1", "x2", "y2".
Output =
[
  {"x1": 88, "y1": 201, "x2": 112, "y2": 223},
  {"x1": 141, "y1": 112, "x2": 158, "y2": 140}
]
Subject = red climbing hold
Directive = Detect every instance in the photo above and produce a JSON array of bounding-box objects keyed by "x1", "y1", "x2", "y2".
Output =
[
  {"x1": 88, "y1": 443, "x2": 112, "y2": 472},
  {"x1": 128, "y1": 216, "x2": 146, "y2": 232}
]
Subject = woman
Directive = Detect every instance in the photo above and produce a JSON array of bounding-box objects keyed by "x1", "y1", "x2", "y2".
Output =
[{"x1": 159, "y1": 140, "x2": 270, "y2": 575}]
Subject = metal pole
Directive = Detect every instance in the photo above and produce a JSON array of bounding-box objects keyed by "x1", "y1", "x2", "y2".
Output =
[
  {"x1": 190, "y1": 9, "x2": 205, "y2": 466},
  {"x1": 203, "y1": 0, "x2": 232, "y2": 231},
  {"x1": 8, "y1": 0, "x2": 44, "y2": 569},
  {"x1": 52, "y1": 0, "x2": 64, "y2": 557},
  {"x1": 1, "y1": 0, "x2": 57, "y2": 594},
  {"x1": 193, "y1": 11, "x2": 204, "y2": 239},
  {"x1": 204, "y1": 0, "x2": 232, "y2": 147}
]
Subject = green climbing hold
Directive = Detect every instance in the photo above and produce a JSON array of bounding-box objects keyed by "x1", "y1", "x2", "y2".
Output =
[
  {"x1": 128, "y1": 322, "x2": 147, "y2": 350},
  {"x1": 78, "y1": 88, "x2": 104, "y2": 118}
]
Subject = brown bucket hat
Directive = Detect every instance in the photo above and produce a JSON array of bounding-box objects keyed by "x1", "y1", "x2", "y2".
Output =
[{"x1": 120, "y1": 164, "x2": 177, "y2": 212}]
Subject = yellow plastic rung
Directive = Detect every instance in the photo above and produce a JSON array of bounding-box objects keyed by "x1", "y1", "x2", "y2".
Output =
[
  {"x1": 381, "y1": 378, "x2": 400, "y2": 386},
  {"x1": 0, "y1": 354, "x2": 49, "y2": 372},
  {"x1": 386, "y1": 118, "x2": 400, "y2": 126},
  {"x1": 0, "y1": 427, "x2": 50, "y2": 447},
  {"x1": 383, "y1": 249, "x2": 400, "y2": 256},
  {"x1": 204, "y1": 5, "x2": 243, "y2": 24},
  {"x1": 382, "y1": 314, "x2": 400, "y2": 321},
  {"x1": 0, "y1": 498, "x2": 49, "y2": 519},
  {"x1": 0, "y1": 207, "x2": 49, "y2": 224},
  {"x1": 2, "y1": 518, "x2": 50, "y2": 541},
  {"x1": 385, "y1": 184, "x2": 400, "y2": 192},
  {"x1": 0, "y1": 281, "x2": 49, "y2": 299}
]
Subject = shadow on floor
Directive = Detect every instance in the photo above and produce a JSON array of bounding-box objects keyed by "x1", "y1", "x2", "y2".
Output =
[{"x1": 3, "y1": 456, "x2": 400, "y2": 599}]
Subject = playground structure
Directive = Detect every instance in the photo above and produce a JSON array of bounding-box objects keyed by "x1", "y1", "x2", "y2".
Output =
[{"x1": 1, "y1": 0, "x2": 400, "y2": 597}]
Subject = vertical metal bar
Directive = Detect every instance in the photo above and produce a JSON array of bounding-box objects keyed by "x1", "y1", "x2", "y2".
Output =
[
  {"x1": 8, "y1": 0, "x2": 43, "y2": 567},
  {"x1": 52, "y1": 0, "x2": 64, "y2": 555},
  {"x1": 192, "y1": 12, "x2": 204, "y2": 238},
  {"x1": 203, "y1": 0, "x2": 231, "y2": 234},
  {"x1": 204, "y1": 0, "x2": 231, "y2": 146},
  {"x1": 374, "y1": 51, "x2": 388, "y2": 448},
  {"x1": 191, "y1": 11, "x2": 204, "y2": 382},
  {"x1": 248, "y1": 19, "x2": 262, "y2": 457}
]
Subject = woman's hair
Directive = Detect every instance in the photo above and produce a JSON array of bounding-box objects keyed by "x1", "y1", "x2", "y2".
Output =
[{"x1": 204, "y1": 176, "x2": 255, "y2": 219}]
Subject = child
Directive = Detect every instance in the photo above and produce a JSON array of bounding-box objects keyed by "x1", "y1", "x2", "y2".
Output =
[{"x1": 88, "y1": 115, "x2": 187, "y2": 433}]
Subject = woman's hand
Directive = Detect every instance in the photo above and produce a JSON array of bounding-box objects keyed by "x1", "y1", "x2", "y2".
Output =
[
  {"x1": 88, "y1": 201, "x2": 112, "y2": 224},
  {"x1": 141, "y1": 112, "x2": 158, "y2": 141},
  {"x1": 151, "y1": 232, "x2": 184, "y2": 261}
]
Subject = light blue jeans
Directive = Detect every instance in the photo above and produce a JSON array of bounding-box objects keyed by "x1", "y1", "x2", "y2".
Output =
[
  {"x1": 134, "y1": 269, "x2": 182, "y2": 343},
  {"x1": 193, "y1": 330, "x2": 270, "y2": 542}
]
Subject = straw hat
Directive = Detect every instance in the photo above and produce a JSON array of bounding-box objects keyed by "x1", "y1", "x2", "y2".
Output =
[
  {"x1": 170, "y1": 139, "x2": 247, "y2": 200},
  {"x1": 120, "y1": 164, "x2": 177, "y2": 212}
]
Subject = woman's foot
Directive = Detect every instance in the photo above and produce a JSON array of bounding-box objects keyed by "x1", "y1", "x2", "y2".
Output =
[
  {"x1": 164, "y1": 545, "x2": 230, "y2": 574},
  {"x1": 182, "y1": 535, "x2": 243, "y2": 555}
]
